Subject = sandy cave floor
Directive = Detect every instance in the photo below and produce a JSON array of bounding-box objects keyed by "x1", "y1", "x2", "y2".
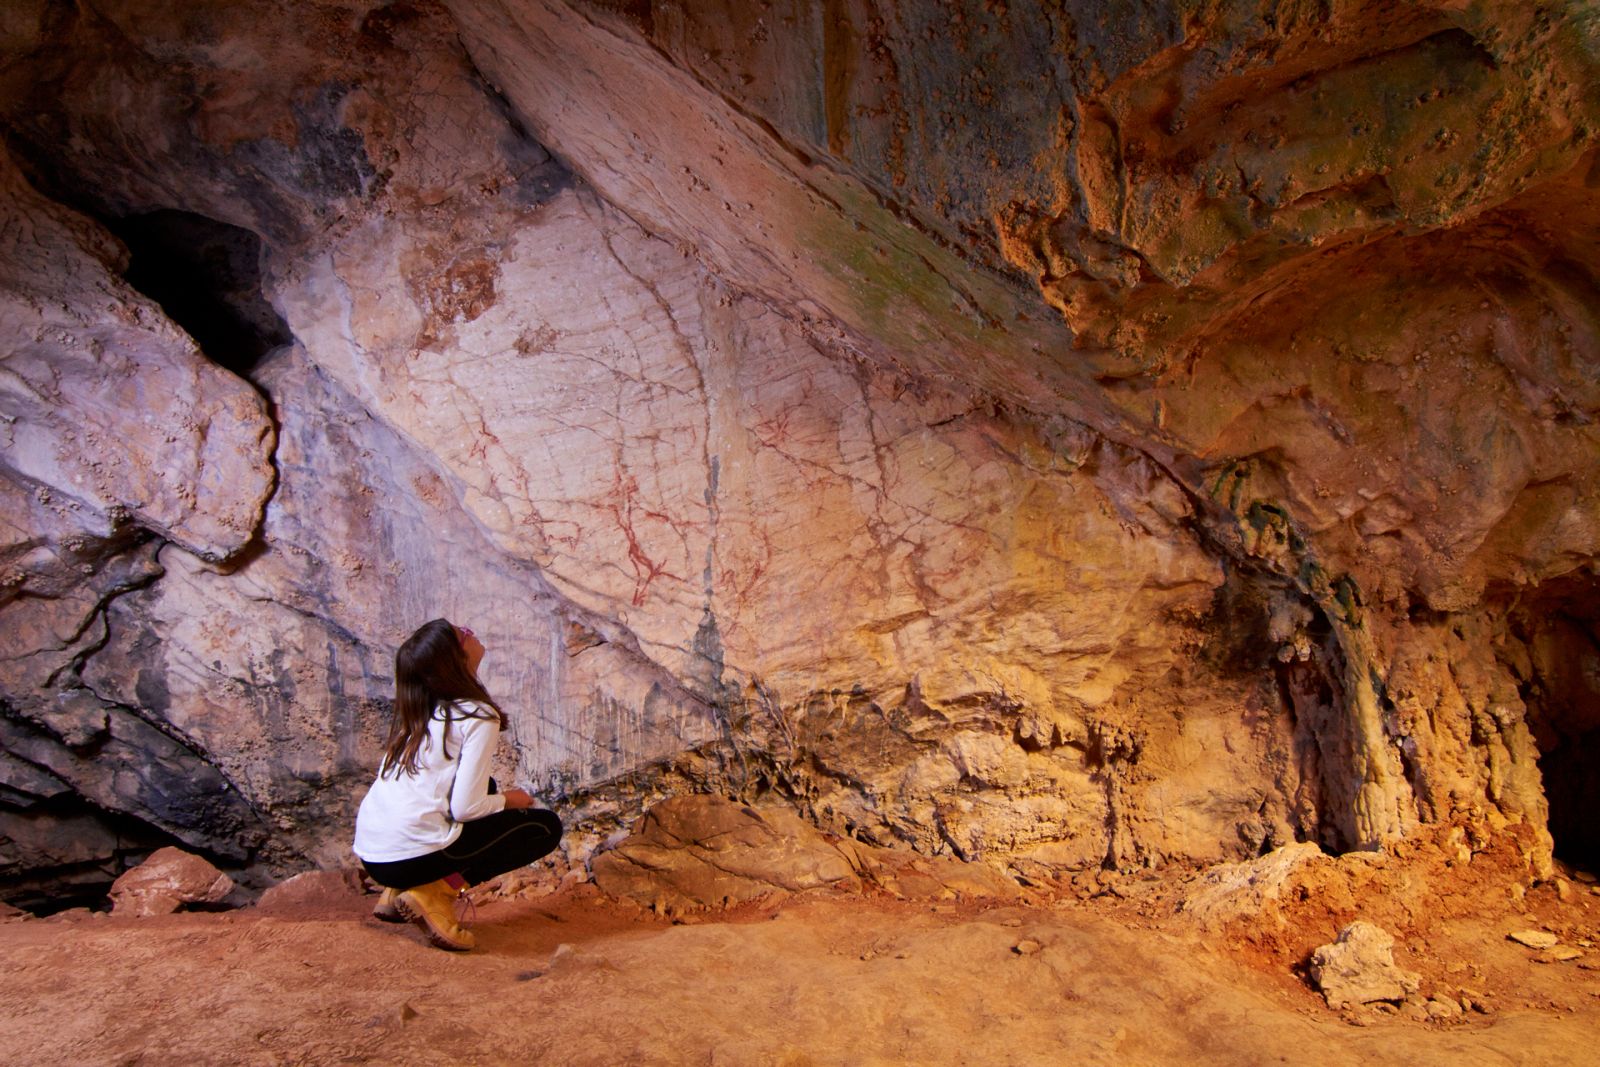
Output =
[{"x1": 3, "y1": 861, "x2": 1599, "y2": 1067}]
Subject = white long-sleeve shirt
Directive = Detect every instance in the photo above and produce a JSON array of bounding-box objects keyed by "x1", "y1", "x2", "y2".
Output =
[{"x1": 352, "y1": 699, "x2": 507, "y2": 863}]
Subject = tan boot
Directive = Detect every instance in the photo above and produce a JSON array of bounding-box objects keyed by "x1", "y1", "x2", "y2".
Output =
[
  {"x1": 396, "y1": 879, "x2": 475, "y2": 951},
  {"x1": 372, "y1": 887, "x2": 404, "y2": 923}
]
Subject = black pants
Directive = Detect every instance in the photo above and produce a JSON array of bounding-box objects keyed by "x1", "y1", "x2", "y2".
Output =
[{"x1": 362, "y1": 808, "x2": 564, "y2": 889}]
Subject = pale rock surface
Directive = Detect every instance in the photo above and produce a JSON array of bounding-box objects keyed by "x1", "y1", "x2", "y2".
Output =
[
  {"x1": 1179, "y1": 842, "x2": 1328, "y2": 931},
  {"x1": 109, "y1": 846, "x2": 234, "y2": 917},
  {"x1": 1308, "y1": 921, "x2": 1423, "y2": 1009},
  {"x1": 272, "y1": 144, "x2": 1273, "y2": 870},
  {"x1": 0, "y1": 145, "x2": 275, "y2": 563},
  {"x1": 447, "y1": 1, "x2": 1600, "y2": 611},
  {"x1": 72, "y1": 344, "x2": 716, "y2": 870},
  {"x1": 442, "y1": 0, "x2": 1090, "y2": 422},
  {"x1": 468, "y1": 0, "x2": 1598, "y2": 368},
  {"x1": 1507, "y1": 930, "x2": 1560, "y2": 950},
  {"x1": 438, "y1": 0, "x2": 1600, "y2": 863}
]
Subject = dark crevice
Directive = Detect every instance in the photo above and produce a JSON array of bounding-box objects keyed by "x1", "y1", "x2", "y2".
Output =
[
  {"x1": 104, "y1": 210, "x2": 292, "y2": 379},
  {"x1": 1202, "y1": 556, "x2": 1345, "y2": 852},
  {"x1": 453, "y1": 37, "x2": 576, "y2": 209},
  {"x1": 1543, "y1": 727, "x2": 1600, "y2": 871},
  {"x1": 1504, "y1": 572, "x2": 1600, "y2": 871}
]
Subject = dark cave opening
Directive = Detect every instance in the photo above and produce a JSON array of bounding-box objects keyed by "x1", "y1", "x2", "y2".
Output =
[
  {"x1": 0, "y1": 795, "x2": 178, "y2": 915},
  {"x1": 106, "y1": 210, "x2": 292, "y2": 377},
  {"x1": 1508, "y1": 573, "x2": 1600, "y2": 873},
  {"x1": 1543, "y1": 725, "x2": 1600, "y2": 872},
  {"x1": 1205, "y1": 565, "x2": 1346, "y2": 853}
]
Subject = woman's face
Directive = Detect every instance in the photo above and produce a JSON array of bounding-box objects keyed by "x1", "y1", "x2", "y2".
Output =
[{"x1": 455, "y1": 624, "x2": 486, "y2": 674}]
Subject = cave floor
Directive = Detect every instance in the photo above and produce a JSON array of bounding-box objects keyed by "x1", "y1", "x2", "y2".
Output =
[{"x1": 1, "y1": 872, "x2": 1596, "y2": 1067}]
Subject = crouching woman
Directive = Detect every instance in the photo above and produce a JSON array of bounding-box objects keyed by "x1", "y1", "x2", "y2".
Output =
[{"x1": 353, "y1": 618, "x2": 562, "y2": 950}]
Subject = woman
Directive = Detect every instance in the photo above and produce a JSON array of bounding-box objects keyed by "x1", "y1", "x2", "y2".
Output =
[{"x1": 353, "y1": 618, "x2": 562, "y2": 950}]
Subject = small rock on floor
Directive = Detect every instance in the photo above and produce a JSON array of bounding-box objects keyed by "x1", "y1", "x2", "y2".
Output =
[
  {"x1": 1507, "y1": 929, "x2": 1559, "y2": 949},
  {"x1": 1425, "y1": 997, "x2": 1461, "y2": 1020},
  {"x1": 1308, "y1": 922, "x2": 1420, "y2": 1009}
]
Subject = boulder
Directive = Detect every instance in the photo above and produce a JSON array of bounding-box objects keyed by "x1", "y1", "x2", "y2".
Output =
[
  {"x1": 1179, "y1": 843, "x2": 1327, "y2": 929},
  {"x1": 108, "y1": 847, "x2": 234, "y2": 917},
  {"x1": 591, "y1": 795, "x2": 859, "y2": 911},
  {"x1": 255, "y1": 869, "x2": 368, "y2": 914},
  {"x1": 840, "y1": 842, "x2": 1022, "y2": 903},
  {"x1": 1308, "y1": 921, "x2": 1422, "y2": 1009}
]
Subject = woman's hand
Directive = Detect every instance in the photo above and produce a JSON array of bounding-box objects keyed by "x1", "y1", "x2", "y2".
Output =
[{"x1": 502, "y1": 787, "x2": 535, "y2": 810}]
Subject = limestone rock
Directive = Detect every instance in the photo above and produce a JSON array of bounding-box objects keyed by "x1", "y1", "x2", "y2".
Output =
[
  {"x1": 255, "y1": 869, "x2": 368, "y2": 913},
  {"x1": 841, "y1": 843, "x2": 1022, "y2": 904},
  {"x1": 1507, "y1": 929, "x2": 1560, "y2": 949},
  {"x1": 1308, "y1": 922, "x2": 1422, "y2": 1009},
  {"x1": 438, "y1": 0, "x2": 1600, "y2": 865},
  {"x1": 0, "y1": 145, "x2": 275, "y2": 562},
  {"x1": 0, "y1": 802, "x2": 171, "y2": 914},
  {"x1": 270, "y1": 149, "x2": 1259, "y2": 873},
  {"x1": 449, "y1": 2, "x2": 1600, "y2": 623},
  {"x1": 446, "y1": 0, "x2": 1081, "y2": 417},
  {"x1": 109, "y1": 847, "x2": 234, "y2": 917},
  {"x1": 1180, "y1": 843, "x2": 1327, "y2": 930},
  {"x1": 1425, "y1": 997, "x2": 1461, "y2": 1021},
  {"x1": 591, "y1": 795, "x2": 859, "y2": 911}
]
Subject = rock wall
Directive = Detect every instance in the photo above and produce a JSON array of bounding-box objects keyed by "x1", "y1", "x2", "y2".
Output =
[{"x1": 0, "y1": 0, "x2": 1595, "y2": 904}]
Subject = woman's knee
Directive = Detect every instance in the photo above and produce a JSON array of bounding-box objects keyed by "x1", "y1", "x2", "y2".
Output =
[
  {"x1": 514, "y1": 809, "x2": 563, "y2": 864},
  {"x1": 530, "y1": 808, "x2": 563, "y2": 838}
]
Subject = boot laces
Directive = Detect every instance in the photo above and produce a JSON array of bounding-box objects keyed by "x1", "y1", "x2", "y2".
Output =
[{"x1": 454, "y1": 887, "x2": 477, "y2": 928}]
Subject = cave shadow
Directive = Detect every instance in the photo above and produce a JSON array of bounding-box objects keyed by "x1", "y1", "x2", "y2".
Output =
[
  {"x1": 105, "y1": 209, "x2": 292, "y2": 380},
  {"x1": 1507, "y1": 572, "x2": 1600, "y2": 873}
]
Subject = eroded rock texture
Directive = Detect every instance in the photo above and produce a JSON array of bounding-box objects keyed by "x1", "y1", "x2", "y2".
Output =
[{"x1": 0, "y1": 0, "x2": 1595, "y2": 906}]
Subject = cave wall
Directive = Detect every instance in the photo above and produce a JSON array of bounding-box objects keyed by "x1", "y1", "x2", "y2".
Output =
[{"x1": 0, "y1": 0, "x2": 1595, "y2": 899}]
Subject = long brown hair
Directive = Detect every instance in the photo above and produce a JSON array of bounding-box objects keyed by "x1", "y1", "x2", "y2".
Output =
[{"x1": 380, "y1": 618, "x2": 506, "y2": 778}]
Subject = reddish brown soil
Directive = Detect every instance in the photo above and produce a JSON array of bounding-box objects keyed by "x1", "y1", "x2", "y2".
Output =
[{"x1": 1, "y1": 851, "x2": 1596, "y2": 1066}]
